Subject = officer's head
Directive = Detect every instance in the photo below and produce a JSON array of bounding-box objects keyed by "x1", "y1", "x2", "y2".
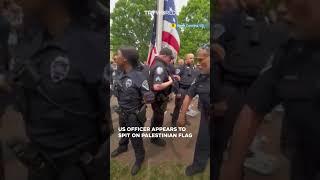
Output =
[
  {"x1": 217, "y1": 0, "x2": 239, "y2": 12},
  {"x1": 158, "y1": 47, "x2": 174, "y2": 64},
  {"x1": 18, "y1": 0, "x2": 92, "y2": 21},
  {"x1": 196, "y1": 44, "x2": 210, "y2": 74},
  {"x1": 240, "y1": 0, "x2": 265, "y2": 11},
  {"x1": 284, "y1": 0, "x2": 320, "y2": 39},
  {"x1": 178, "y1": 59, "x2": 184, "y2": 65},
  {"x1": 185, "y1": 53, "x2": 194, "y2": 65},
  {"x1": 116, "y1": 46, "x2": 140, "y2": 70}
]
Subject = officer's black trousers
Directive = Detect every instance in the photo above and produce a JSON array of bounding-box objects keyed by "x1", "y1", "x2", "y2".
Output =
[
  {"x1": 118, "y1": 113, "x2": 145, "y2": 163},
  {"x1": 191, "y1": 110, "x2": 210, "y2": 169},
  {"x1": 172, "y1": 88, "x2": 187, "y2": 125},
  {"x1": 150, "y1": 99, "x2": 168, "y2": 135}
]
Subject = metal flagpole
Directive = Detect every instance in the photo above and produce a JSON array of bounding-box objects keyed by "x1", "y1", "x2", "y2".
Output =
[{"x1": 156, "y1": 0, "x2": 164, "y2": 51}]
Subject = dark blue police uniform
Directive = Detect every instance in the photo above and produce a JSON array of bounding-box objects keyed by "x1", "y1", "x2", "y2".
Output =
[
  {"x1": 113, "y1": 69, "x2": 151, "y2": 164},
  {"x1": 246, "y1": 39, "x2": 320, "y2": 180},
  {"x1": 171, "y1": 64, "x2": 197, "y2": 126},
  {"x1": 187, "y1": 73, "x2": 210, "y2": 170},
  {"x1": 11, "y1": 21, "x2": 109, "y2": 180},
  {"x1": 149, "y1": 57, "x2": 172, "y2": 138}
]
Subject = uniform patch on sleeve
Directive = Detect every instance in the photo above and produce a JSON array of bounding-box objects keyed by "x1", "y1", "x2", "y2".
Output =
[
  {"x1": 155, "y1": 76, "x2": 161, "y2": 82},
  {"x1": 175, "y1": 68, "x2": 181, "y2": 74},
  {"x1": 50, "y1": 56, "x2": 70, "y2": 83},
  {"x1": 156, "y1": 67, "x2": 164, "y2": 75},
  {"x1": 142, "y1": 80, "x2": 149, "y2": 91},
  {"x1": 125, "y1": 79, "x2": 132, "y2": 88}
]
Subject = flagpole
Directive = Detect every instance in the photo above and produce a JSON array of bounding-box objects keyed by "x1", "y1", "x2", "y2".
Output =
[{"x1": 156, "y1": 0, "x2": 164, "y2": 51}]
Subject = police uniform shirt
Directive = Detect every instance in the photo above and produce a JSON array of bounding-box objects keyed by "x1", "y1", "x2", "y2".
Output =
[
  {"x1": 188, "y1": 74, "x2": 210, "y2": 116},
  {"x1": 176, "y1": 64, "x2": 198, "y2": 87},
  {"x1": 150, "y1": 57, "x2": 171, "y2": 93},
  {"x1": 14, "y1": 22, "x2": 108, "y2": 152},
  {"x1": 117, "y1": 69, "x2": 150, "y2": 112},
  {"x1": 214, "y1": 10, "x2": 278, "y2": 80},
  {"x1": 246, "y1": 40, "x2": 320, "y2": 149}
]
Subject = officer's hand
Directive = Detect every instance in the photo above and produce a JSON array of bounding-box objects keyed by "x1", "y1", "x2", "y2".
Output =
[
  {"x1": 177, "y1": 114, "x2": 186, "y2": 127},
  {"x1": 168, "y1": 76, "x2": 173, "y2": 84},
  {"x1": 219, "y1": 161, "x2": 243, "y2": 180}
]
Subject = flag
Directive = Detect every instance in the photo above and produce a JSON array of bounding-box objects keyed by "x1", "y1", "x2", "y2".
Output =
[
  {"x1": 147, "y1": 14, "x2": 158, "y2": 66},
  {"x1": 162, "y1": 0, "x2": 180, "y2": 58}
]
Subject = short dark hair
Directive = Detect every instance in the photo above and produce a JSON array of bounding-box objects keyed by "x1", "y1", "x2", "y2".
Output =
[
  {"x1": 118, "y1": 46, "x2": 140, "y2": 68},
  {"x1": 159, "y1": 47, "x2": 174, "y2": 59}
]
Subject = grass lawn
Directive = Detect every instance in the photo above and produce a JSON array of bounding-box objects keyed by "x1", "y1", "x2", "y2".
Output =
[{"x1": 111, "y1": 160, "x2": 210, "y2": 180}]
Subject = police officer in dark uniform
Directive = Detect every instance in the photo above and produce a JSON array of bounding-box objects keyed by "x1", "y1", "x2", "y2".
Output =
[
  {"x1": 110, "y1": 47, "x2": 154, "y2": 176},
  {"x1": 177, "y1": 45, "x2": 210, "y2": 176},
  {"x1": 171, "y1": 53, "x2": 197, "y2": 127},
  {"x1": 149, "y1": 47, "x2": 175, "y2": 146},
  {"x1": 219, "y1": 0, "x2": 320, "y2": 180},
  {"x1": 5, "y1": 0, "x2": 110, "y2": 179},
  {"x1": 212, "y1": 0, "x2": 283, "y2": 178}
]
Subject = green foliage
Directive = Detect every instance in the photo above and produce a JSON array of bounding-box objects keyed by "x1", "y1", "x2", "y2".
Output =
[
  {"x1": 177, "y1": 0, "x2": 210, "y2": 60},
  {"x1": 111, "y1": 0, "x2": 156, "y2": 61}
]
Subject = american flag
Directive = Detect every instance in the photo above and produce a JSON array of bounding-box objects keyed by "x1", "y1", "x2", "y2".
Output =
[
  {"x1": 147, "y1": 13, "x2": 158, "y2": 66},
  {"x1": 147, "y1": 0, "x2": 180, "y2": 66},
  {"x1": 162, "y1": 0, "x2": 180, "y2": 58}
]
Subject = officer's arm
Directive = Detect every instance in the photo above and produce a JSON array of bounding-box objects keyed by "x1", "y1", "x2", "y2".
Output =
[
  {"x1": 222, "y1": 105, "x2": 263, "y2": 169},
  {"x1": 139, "y1": 79, "x2": 155, "y2": 104},
  {"x1": 220, "y1": 58, "x2": 281, "y2": 176},
  {"x1": 179, "y1": 95, "x2": 193, "y2": 115},
  {"x1": 153, "y1": 76, "x2": 173, "y2": 91}
]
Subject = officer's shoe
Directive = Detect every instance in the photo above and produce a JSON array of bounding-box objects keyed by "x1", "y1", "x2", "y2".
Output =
[
  {"x1": 150, "y1": 138, "x2": 166, "y2": 147},
  {"x1": 131, "y1": 162, "x2": 142, "y2": 176},
  {"x1": 185, "y1": 164, "x2": 205, "y2": 176},
  {"x1": 111, "y1": 146, "x2": 128, "y2": 158}
]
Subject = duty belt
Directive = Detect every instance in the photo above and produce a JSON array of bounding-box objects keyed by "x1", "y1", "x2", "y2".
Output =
[{"x1": 179, "y1": 84, "x2": 191, "y2": 89}]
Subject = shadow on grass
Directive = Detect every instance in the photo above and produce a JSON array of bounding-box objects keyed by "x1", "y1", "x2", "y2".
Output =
[{"x1": 111, "y1": 160, "x2": 210, "y2": 180}]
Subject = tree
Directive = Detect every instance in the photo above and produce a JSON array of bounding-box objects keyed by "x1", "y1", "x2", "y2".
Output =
[
  {"x1": 111, "y1": 0, "x2": 156, "y2": 61},
  {"x1": 177, "y1": 0, "x2": 210, "y2": 60}
]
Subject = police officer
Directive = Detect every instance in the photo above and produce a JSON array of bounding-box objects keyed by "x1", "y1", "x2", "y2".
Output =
[
  {"x1": 171, "y1": 53, "x2": 197, "y2": 127},
  {"x1": 219, "y1": 0, "x2": 320, "y2": 180},
  {"x1": 177, "y1": 45, "x2": 210, "y2": 176},
  {"x1": 110, "y1": 47, "x2": 154, "y2": 176},
  {"x1": 149, "y1": 47, "x2": 174, "y2": 146},
  {"x1": 6, "y1": 0, "x2": 110, "y2": 179},
  {"x1": 212, "y1": 0, "x2": 284, "y2": 177}
]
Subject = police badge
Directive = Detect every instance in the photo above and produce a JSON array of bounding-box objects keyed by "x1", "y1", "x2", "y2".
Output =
[
  {"x1": 50, "y1": 56, "x2": 70, "y2": 83},
  {"x1": 175, "y1": 68, "x2": 180, "y2": 75},
  {"x1": 125, "y1": 79, "x2": 132, "y2": 88},
  {"x1": 156, "y1": 67, "x2": 164, "y2": 74}
]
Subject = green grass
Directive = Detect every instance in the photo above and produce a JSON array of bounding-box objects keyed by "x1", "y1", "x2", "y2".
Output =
[{"x1": 111, "y1": 160, "x2": 210, "y2": 180}]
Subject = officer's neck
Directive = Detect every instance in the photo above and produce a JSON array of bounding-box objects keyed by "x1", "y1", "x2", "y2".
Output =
[{"x1": 123, "y1": 65, "x2": 133, "y2": 74}]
